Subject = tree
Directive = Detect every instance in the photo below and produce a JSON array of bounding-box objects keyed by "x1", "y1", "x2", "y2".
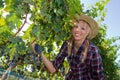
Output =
[{"x1": 0, "y1": 0, "x2": 120, "y2": 80}]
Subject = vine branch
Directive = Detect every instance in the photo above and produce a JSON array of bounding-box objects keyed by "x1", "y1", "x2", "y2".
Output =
[{"x1": 14, "y1": 13, "x2": 28, "y2": 37}]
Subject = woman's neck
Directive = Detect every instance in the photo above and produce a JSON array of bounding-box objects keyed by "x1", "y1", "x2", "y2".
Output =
[{"x1": 74, "y1": 39, "x2": 85, "y2": 48}]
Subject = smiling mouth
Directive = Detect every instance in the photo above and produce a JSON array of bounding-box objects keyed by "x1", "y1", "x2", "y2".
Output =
[{"x1": 75, "y1": 33, "x2": 81, "y2": 36}]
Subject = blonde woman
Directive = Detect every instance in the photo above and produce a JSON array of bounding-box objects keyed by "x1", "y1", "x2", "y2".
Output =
[{"x1": 33, "y1": 14, "x2": 105, "y2": 80}]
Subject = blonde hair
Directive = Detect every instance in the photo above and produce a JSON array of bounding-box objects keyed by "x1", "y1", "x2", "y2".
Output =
[{"x1": 67, "y1": 37, "x2": 89, "y2": 63}]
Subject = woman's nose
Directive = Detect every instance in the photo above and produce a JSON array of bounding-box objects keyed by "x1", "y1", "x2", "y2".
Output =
[{"x1": 75, "y1": 27, "x2": 80, "y2": 31}]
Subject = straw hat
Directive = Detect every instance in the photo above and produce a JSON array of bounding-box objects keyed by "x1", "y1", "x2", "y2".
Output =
[{"x1": 73, "y1": 14, "x2": 99, "y2": 40}]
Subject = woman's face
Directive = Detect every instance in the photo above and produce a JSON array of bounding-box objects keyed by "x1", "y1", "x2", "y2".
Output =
[{"x1": 72, "y1": 20, "x2": 90, "y2": 41}]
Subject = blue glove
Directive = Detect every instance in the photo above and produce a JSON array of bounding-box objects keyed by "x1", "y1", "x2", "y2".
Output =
[
  {"x1": 8, "y1": 62, "x2": 15, "y2": 67},
  {"x1": 34, "y1": 44, "x2": 43, "y2": 54}
]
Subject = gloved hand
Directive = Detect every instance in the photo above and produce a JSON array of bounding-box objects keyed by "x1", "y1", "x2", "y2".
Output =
[{"x1": 34, "y1": 44, "x2": 43, "y2": 54}]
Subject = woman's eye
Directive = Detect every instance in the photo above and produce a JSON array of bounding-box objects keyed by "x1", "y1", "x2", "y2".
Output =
[{"x1": 81, "y1": 27, "x2": 85, "y2": 30}]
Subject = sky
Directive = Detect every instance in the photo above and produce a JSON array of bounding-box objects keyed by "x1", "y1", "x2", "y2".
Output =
[
  {"x1": 104, "y1": 0, "x2": 120, "y2": 38},
  {"x1": 81, "y1": 0, "x2": 120, "y2": 38}
]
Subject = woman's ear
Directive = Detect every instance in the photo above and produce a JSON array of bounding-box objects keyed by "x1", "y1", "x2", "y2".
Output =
[
  {"x1": 87, "y1": 26, "x2": 91, "y2": 37},
  {"x1": 86, "y1": 29, "x2": 91, "y2": 39},
  {"x1": 86, "y1": 34, "x2": 89, "y2": 39}
]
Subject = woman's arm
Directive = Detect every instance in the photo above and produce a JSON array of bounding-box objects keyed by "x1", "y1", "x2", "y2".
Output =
[
  {"x1": 31, "y1": 42, "x2": 56, "y2": 73},
  {"x1": 31, "y1": 41, "x2": 68, "y2": 74},
  {"x1": 41, "y1": 53, "x2": 56, "y2": 73}
]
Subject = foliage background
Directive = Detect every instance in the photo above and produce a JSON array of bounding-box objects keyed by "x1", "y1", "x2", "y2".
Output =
[{"x1": 0, "y1": 0, "x2": 120, "y2": 80}]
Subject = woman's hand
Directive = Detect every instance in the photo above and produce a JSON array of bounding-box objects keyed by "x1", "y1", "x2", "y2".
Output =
[
  {"x1": 31, "y1": 41, "x2": 43, "y2": 55},
  {"x1": 34, "y1": 44, "x2": 43, "y2": 54}
]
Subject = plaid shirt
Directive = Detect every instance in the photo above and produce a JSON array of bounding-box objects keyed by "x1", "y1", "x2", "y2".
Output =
[{"x1": 52, "y1": 41, "x2": 105, "y2": 80}]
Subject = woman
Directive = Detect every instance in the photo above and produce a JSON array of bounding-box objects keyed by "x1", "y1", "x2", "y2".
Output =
[{"x1": 33, "y1": 14, "x2": 105, "y2": 80}]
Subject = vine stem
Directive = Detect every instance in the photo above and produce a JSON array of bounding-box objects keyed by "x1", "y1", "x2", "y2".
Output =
[{"x1": 14, "y1": 13, "x2": 28, "y2": 37}]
